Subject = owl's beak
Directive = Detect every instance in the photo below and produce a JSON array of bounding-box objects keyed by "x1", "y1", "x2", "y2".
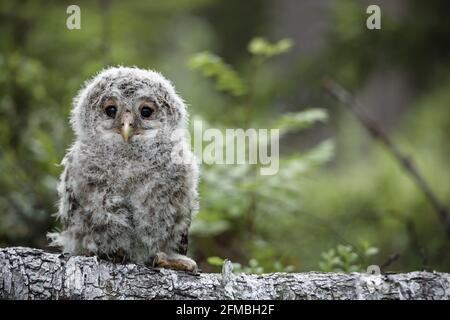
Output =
[{"x1": 120, "y1": 112, "x2": 134, "y2": 142}]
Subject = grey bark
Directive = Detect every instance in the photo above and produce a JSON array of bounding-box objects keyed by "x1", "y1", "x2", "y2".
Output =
[{"x1": 0, "y1": 247, "x2": 449, "y2": 300}]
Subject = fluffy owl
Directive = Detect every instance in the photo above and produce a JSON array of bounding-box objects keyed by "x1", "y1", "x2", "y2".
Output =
[{"x1": 48, "y1": 66, "x2": 199, "y2": 272}]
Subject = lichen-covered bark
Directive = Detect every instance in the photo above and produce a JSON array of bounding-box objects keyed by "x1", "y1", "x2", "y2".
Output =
[{"x1": 0, "y1": 247, "x2": 449, "y2": 300}]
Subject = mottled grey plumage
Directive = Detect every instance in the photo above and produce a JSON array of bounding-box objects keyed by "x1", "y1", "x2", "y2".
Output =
[{"x1": 48, "y1": 67, "x2": 199, "y2": 270}]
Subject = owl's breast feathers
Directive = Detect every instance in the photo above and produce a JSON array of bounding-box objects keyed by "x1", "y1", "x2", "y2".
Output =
[{"x1": 51, "y1": 139, "x2": 197, "y2": 263}]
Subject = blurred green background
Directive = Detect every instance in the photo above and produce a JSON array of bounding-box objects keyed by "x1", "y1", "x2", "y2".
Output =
[{"x1": 0, "y1": 0, "x2": 449, "y2": 273}]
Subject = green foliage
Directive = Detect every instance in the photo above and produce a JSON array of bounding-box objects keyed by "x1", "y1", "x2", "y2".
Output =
[
  {"x1": 248, "y1": 37, "x2": 293, "y2": 59},
  {"x1": 318, "y1": 243, "x2": 379, "y2": 273},
  {"x1": 206, "y1": 256, "x2": 224, "y2": 267},
  {"x1": 274, "y1": 109, "x2": 328, "y2": 133},
  {"x1": 189, "y1": 37, "x2": 333, "y2": 273},
  {"x1": 188, "y1": 52, "x2": 247, "y2": 96},
  {"x1": 207, "y1": 256, "x2": 294, "y2": 274}
]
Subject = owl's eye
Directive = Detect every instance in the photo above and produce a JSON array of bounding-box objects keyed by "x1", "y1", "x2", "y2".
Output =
[
  {"x1": 140, "y1": 106, "x2": 154, "y2": 118},
  {"x1": 105, "y1": 105, "x2": 117, "y2": 118}
]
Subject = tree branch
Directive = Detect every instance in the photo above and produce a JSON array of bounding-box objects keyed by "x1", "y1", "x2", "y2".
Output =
[
  {"x1": 1, "y1": 247, "x2": 449, "y2": 300},
  {"x1": 322, "y1": 77, "x2": 450, "y2": 237}
]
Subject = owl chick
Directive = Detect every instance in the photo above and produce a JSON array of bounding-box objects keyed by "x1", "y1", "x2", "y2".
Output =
[{"x1": 48, "y1": 66, "x2": 199, "y2": 272}]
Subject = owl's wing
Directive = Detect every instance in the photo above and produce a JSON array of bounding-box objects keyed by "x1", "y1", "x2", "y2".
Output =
[
  {"x1": 48, "y1": 153, "x2": 82, "y2": 248},
  {"x1": 174, "y1": 161, "x2": 199, "y2": 256},
  {"x1": 56, "y1": 154, "x2": 80, "y2": 229}
]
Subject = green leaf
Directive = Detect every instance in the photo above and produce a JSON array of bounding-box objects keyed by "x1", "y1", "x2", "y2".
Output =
[
  {"x1": 207, "y1": 256, "x2": 225, "y2": 266},
  {"x1": 365, "y1": 247, "x2": 379, "y2": 256},
  {"x1": 274, "y1": 108, "x2": 328, "y2": 132},
  {"x1": 188, "y1": 51, "x2": 247, "y2": 96},
  {"x1": 248, "y1": 37, "x2": 293, "y2": 58}
]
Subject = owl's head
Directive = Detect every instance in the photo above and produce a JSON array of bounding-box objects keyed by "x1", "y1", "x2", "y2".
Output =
[{"x1": 71, "y1": 66, "x2": 187, "y2": 144}]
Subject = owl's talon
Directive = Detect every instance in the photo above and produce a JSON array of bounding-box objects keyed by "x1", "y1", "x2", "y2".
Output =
[
  {"x1": 152, "y1": 252, "x2": 198, "y2": 273},
  {"x1": 148, "y1": 255, "x2": 156, "y2": 268}
]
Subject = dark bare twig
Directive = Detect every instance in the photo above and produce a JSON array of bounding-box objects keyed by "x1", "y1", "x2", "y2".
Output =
[
  {"x1": 322, "y1": 77, "x2": 450, "y2": 238},
  {"x1": 380, "y1": 253, "x2": 400, "y2": 270},
  {"x1": 404, "y1": 218, "x2": 431, "y2": 270}
]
